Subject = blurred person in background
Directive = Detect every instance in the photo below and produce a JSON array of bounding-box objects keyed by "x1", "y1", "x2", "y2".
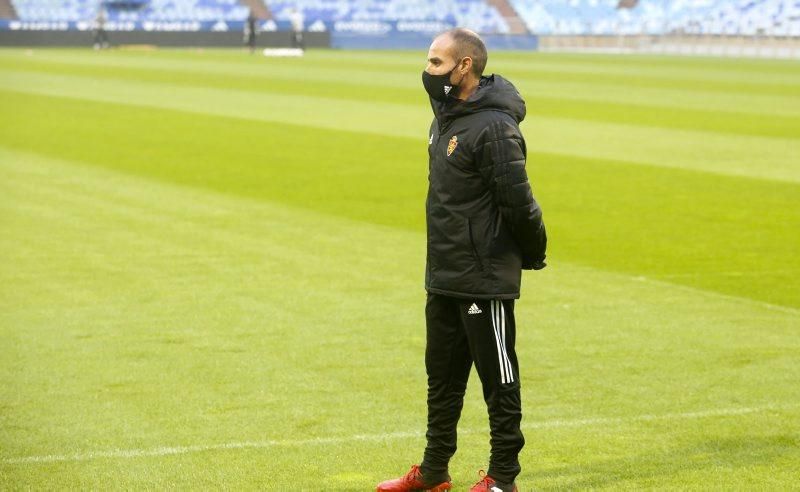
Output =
[
  {"x1": 289, "y1": 7, "x2": 304, "y2": 50},
  {"x1": 93, "y1": 6, "x2": 109, "y2": 50},
  {"x1": 244, "y1": 10, "x2": 258, "y2": 54}
]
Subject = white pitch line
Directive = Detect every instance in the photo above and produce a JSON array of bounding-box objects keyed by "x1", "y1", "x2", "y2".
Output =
[{"x1": 3, "y1": 403, "x2": 796, "y2": 466}]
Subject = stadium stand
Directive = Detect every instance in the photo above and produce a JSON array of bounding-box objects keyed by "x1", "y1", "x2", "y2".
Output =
[
  {"x1": 6, "y1": 0, "x2": 800, "y2": 37},
  {"x1": 266, "y1": 0, "x2": 510, "y2": 34},
  {"x1": 508, "y1": 0, "x2": 800, "y2": 36},
  {"x1": 10, "y1": 0, "x2": 250, "y2": 22},
  {"x1": 7, "y1": 0, "x2": 510, "y2": 33}
]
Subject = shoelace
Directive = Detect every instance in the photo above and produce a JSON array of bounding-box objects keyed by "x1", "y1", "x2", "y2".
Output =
[
  {"x1": 404, "y1": 464, "x2": 423, "y2": 484},
  {"x1": 474, "y1": 470, "x2": 493, "y2": 489}
]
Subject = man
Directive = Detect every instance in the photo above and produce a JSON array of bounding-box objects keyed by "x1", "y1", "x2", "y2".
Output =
[
  {"x1": 288, "y1": 7, "x2": 305, "y2": 50},
  {"x1": 93, "y1": 7, "x2": 109, "y2": 50},
  {"x1": 376, "y1": 28, "x2": 547, "y2": 492},
  {"x1": 244, "y1": 10, "x2": 258, "y2": 54}
]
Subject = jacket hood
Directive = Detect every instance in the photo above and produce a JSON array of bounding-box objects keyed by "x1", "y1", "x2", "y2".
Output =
[{"x1": 430, "y1": 74, "x2": 526, "y2": 124}]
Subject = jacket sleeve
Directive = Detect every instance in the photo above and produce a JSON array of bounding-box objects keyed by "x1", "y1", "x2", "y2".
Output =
[{"x1": 475, "y1": 118, "x2": 547, "y2": 270}]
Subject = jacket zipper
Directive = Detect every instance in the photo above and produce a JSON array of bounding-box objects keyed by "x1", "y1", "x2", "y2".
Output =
[{"x1": 467, "y1": 218, "x2": 485, "y2": 272}]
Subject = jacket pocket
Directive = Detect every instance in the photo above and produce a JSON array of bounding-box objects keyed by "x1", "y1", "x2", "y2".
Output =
[{"x1": 467, "y1": 217, "x2": 485, "y2": 272}]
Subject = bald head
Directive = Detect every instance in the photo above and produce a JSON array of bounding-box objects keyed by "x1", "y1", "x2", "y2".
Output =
[{"x1": 437, "y1": 28, "x2": 488, "y2": 77}]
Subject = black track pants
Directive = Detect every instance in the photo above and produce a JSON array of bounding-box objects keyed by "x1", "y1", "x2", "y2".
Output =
[{"x1": 420, "y1": 293, "x2": 524, "y2": 484}]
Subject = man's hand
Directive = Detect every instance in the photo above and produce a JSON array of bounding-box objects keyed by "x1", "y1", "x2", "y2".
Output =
[{"x1": 523, "y1": 258, "x2": 546, "y2": 270}]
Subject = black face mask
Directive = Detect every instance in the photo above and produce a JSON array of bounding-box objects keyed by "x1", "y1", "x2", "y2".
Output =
[{"x1": 422, "y1": 61, "x2": 464, "y2": 102}]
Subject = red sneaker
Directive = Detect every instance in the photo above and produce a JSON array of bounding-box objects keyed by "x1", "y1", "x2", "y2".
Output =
[
  {"x1": 469, "y1": 470, "x2": 518, "y2": 492},
  {"x1": 376, "y1": 464, "x2": 452, "y2": 491}
]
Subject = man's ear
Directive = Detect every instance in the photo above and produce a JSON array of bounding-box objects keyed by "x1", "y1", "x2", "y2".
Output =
[{"x1": 461, "y1": 57, "x2": 473, "y2": 75}]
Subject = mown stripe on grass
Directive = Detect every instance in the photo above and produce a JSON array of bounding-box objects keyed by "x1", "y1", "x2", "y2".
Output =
[
  {"x1": 521, "y1": 96, "x2": 800, "y2": 139},
  {"x1": 503, "y1": 64, "x2": 800, "y2": 97},
  {"x1": 491, "y1": 54, "x2": 800, "y2": 87},
  {"x1": 524, "y1": 114, "x2": 800, "y2": 183},
  {"x1": 4, "y1": 49, "x2": 798, "y2": 90},
  {"x1": 6, "y1": 56, "x2": 798, "y2": 140},
  {"x1": 512, "y1": 51, "x2": 800, "y2": 76},
  {"x1": 0, "y1": 55, "x2": 425, "y2": 108},
  {"x1": 1, "y1": 73, "x2": 797, "y2": 183},
  {"x1": 0, "y1": 50, "x2": 417, "y2": 89},
  {"x1": 532, "y1": 149, "x2": 800, "y2": 309},
  {"x1": 0, "y1": 70, "x2": 430, "y2": 140},
  {"x1": 508, "y1": 76, "x2": 800, "y2": 118}
]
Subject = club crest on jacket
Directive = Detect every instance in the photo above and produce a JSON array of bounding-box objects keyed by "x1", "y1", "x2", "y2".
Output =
[{"x1": 447, "y1": 135, "x2": 458, "y2": 157}]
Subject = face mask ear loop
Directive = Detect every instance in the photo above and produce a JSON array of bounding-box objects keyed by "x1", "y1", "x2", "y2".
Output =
[
  {"x1": 451, "y1": 58, "x2": 466, "y2": 87},
  {"x1": 450, "y1": 58, "x2": 464, "y2": 87}
]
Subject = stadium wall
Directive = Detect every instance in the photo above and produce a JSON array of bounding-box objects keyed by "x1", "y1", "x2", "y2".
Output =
[
  {"x1": 0, "y1": 28, "x2": 534, "y2": 51},
  {"x1": 0, "y1": 19, "x2": 537, "y2": 50},
  {"x1": 538, "y1": 34, "x2": 800, "y2": 59},
  {"x1": 0, "y1": 30, "x2": 331, "y2": 48},
  {"x1": 331, "y1": 32, "x2": 537, "y2": 50}
]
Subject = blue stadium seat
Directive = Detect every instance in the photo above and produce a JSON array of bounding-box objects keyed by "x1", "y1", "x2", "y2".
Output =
[{"x1": 507, "y1": 0, "x2": 800, "y2": 36}]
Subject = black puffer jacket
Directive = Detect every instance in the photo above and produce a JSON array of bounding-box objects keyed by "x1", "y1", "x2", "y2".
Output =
[{"x1": 425, "y1": 74, "x2": 546, "y2": 300}]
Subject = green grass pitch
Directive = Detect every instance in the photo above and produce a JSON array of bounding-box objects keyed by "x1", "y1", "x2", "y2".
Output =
[{"x1": 0, "y1": 47, "x2": 799, "y2": 489}]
